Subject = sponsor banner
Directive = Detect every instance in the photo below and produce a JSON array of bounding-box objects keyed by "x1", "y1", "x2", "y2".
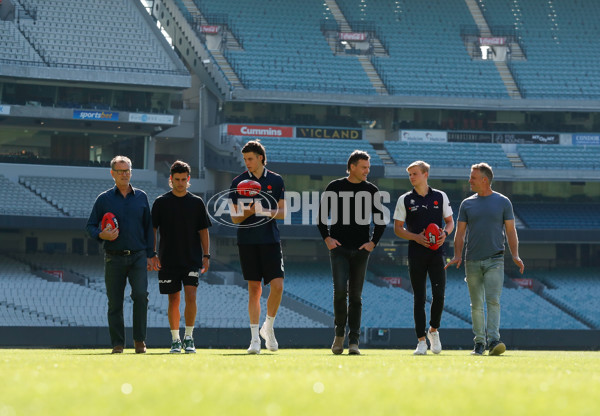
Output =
[
  {"x1": 296, "y1": 127, "x2": 362, "y2": 140},
  {"x1": 73, "y1": 110, "x2": 119, "y2": 121},
  {"x1": 494, "y1": 133, "x2": 559, "y2": 144},
  {"x1": 227, "y1": 124, "x2": 294, "y2": 138},
  {"x1": 201, "y1": 25, "x2": 220, "y2": 34},
  {"x1": 339, "y1": 32, "x2": 367, "y2": 41},
  {"x1": 400, "y1": 130, "x2": 447, "y2": 142},
  {"x1": 0, "y1": 105, "x2": 10, "y2": 115},
  {"x1": 479, "y1": 37, "x2": 506, "y2": 46},
  {"x1": 129, "y1": 113, "x2": 175, "y2": 124},
  {"x1": 513, "y1": 278, "x2": 533, "y2": 289},
  {"x1": 572, "y1": 134, "x2": 600, "y2": 146},
  {"x1": 45, "y1": 270, "x2": 64, "y2": 282},
  {"x1": 447, "y1": 131, "x2": 493, "y2": 143},
  {"x1": 381, "y1": 277, "x2": 403, "y2": 287}
]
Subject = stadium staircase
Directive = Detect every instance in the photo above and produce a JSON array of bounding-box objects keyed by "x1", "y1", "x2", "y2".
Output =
[
  {"x1": 372, "y1": 146, "x2": 396, "y2": 167},
  {"x1": 179, "y1": 0, "x2": 244, "y2": 89},
  {"x1": 463, "y1": 0, "x2": 522, "y2": 98},
  {"x1": 5, "y1": 0, "x2": 48, "y2": 65},
  {"x1": 325, "y1": 0, "x2": 388, "y2": 94},
  {"x1": 357, "y1": 55, "x2": 388, "y2": 95},
  {"x1": 494, "y1": 61, "x2": 521, "y2": 98},
  {"x1": 505, "y1": 151, "x2": 526, "y2": 168},
  {"x1": 154, "y1": 0, "x2": 233, "y2": 96},
  {"x1": 464, "y1": 0, "x2": 491, "y2": 36}
]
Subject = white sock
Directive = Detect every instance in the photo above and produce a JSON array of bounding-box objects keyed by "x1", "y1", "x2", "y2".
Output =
[
  {"x1": 250, "y1": 324, "x2": 259, "y2": 340},
  {"x1": 184, "y1": 326, "x2": 194, "y2": 338},
  {"x1": 264, "y1": 315, "x2": 275, "y2": 329},
  {"x1": 171, "y1": 329, "x2": 180, "y2": 342}
]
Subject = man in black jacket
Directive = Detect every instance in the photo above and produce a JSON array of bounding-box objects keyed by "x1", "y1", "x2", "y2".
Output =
[{"x1": 317, "y1": 150, "x2": 387, "y2": 355}]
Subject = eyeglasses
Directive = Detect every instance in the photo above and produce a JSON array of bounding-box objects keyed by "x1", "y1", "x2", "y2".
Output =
[{"x1": 112, "y1": 169, "x2": 131, "y2": 175}]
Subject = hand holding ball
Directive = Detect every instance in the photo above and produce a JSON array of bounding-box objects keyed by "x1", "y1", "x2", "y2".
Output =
[
  {"x1": 424, "y1": 223, "x2": 443, "y2": 250},
  {"x1": 236, "y1": 179, "x2": 261, "y2": 197},
  {"x1": 101, "y1": 212, "x2": 119, "y2": 241}
]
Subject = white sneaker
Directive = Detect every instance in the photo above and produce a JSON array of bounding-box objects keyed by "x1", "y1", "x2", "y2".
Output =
[
  {"x1": 247, "y1": 338, "x2": 261, "y2": 354},
  {"x1": 427, "y1": 330, "x2": 442, "y2": 354},
  {"x1": 413, "y1": 340, "x2": 427, "y2": 355},
  {"x1": 259, "y1": 324, "x2": 279, "y2": 352}
]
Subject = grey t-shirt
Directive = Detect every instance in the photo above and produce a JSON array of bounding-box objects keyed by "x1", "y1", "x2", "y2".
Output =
[{"x1": 457, "y1": 191, "x2": 515, "y2": 261}]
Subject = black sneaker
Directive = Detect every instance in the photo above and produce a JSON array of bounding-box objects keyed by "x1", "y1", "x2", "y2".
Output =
[
  {"x1": 488, "y1": 340, "x2": 506, "y2": 356},
  {"x1": 471, "y1": 342, "x2": 485, "y2": 355}
]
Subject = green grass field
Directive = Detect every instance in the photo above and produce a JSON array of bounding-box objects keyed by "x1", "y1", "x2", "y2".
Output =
[{"x1": 1, "y1": 349, "x2": 599, "y2": 416}]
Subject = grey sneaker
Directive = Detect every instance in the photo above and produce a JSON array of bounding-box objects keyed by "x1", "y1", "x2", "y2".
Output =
[
  {"x1": 183, "y1": 336, "x2": 196, "y2": 354},
  {"x1": 426, "y1": 330, "x2": 442, "y2": 354},
  {"x1": 488, "y1": 340, "x2": 506, "y2": 356},
  {"x1": 348, "y1": 343, "x2": 361, "y2": 355},
  {"x1": 471, "y1": 342, "x2": 486, "y2": 355},
  {"x1": 331, "y1": 336, "x2": 345, "y2": 355},
  {"x1": 170, "y1": 339, "x2": 182, "y2": 353}
]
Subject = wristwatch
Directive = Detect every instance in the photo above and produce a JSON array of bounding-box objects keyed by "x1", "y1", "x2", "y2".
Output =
[
  {"x1": 443, "y1": 230, "x2": 449, "y2": 237},
  {"x1": 203, "y1": 254, "x2": 211, "y2": 259}
]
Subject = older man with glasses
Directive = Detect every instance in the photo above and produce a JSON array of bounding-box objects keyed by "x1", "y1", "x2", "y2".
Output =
[{"x1": 86, "y1": 155, "x2": 156, "y2": 354}]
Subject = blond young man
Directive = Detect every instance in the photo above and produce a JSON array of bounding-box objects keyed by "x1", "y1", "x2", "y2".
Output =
[{"x1": 394, "y1": 161, "x2": 454, "y2": 355}]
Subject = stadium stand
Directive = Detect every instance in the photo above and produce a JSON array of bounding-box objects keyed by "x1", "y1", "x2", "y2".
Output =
[
  {"x1": 1, "y1": 252, "x2": 596, "y2": 330},
  {"x1": 0, "y1": 254, "x2": 324, "y2": 328},
  {"x1": 513, "y1": 203, "x2": 600, "y2": 229},
  {"x1": 0, "y1": 174, "x2": 63, "y2": 217},
  {"x1": 0, "y1": 20, "x2": 44, "y2": 63},
  {"x1": 12, "y1": 0, "x2": 183, "y2": 74},
  {"x1": 337, "y1": 0, "x2": 509, "y2": 98},
  {"x1": 442, "y1": 267, "x2": 588, "y2": 330},
  {"x1": 479, "y1": 0, "x2": 600, "y2": 100},
  {"x1": 523, "y1": 268, "x2": 600, "y2": 328},
  {"x1": 517, "y1": 144, "x2": 600, "y2": 170},
  {"x1": 500, "y1": 286, "x2": 588, "y2": 330},
  {"x1": 188, "y1": 0, "x2": 376, "y2": 94},
  {"x1": 283, "y1": 262, "x2": 470, "y2": 329},
  {"x1": 18, "y1": 176, "x2": 168, "y2": 218},
  {"x1": 384, "y1": 141, "x2": 512, "y2": 169}
]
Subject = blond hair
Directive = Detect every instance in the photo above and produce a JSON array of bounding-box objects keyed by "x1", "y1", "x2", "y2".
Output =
[{"x1": 406, "y1": 160, "x2": 430, "y2": 174}]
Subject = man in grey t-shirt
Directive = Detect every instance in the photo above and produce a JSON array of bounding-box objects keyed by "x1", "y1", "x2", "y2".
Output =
[{"x1": 446, "y1": 163, "x2": 524, "y2": 356}]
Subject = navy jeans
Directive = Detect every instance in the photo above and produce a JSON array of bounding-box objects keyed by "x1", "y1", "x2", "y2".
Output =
[
  {"x1": 408, "y1": 253, "x2": 446, "y2": 339},
  {"x1": 104, "y1": 251, "x2": 148, "y2": 347},
  {"x1": 329, "y1": 246, "x2": 370, "y2": 345}
]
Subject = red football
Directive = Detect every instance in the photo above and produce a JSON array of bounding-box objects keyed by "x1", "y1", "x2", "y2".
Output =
[
  {"x1": 424, "y1": 223, "x2": 443, "y2": 250},
  {"x1": 101, "y1": 212, "x2": 119, "y2": 231},
  {"x1": 237, "y1": 179, "x2": 261, "y2": 197}
]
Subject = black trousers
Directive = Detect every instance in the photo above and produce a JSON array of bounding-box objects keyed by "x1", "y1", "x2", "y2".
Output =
[
  {"x1": 408, "y1": 252, "x2": 446, "y2": 339},
  {"x1": 330, "y1": 246, "x2": 370, "y2": 345},
  {"x1": 104, "y1": 251, "x2": 148, "y2": 347}
]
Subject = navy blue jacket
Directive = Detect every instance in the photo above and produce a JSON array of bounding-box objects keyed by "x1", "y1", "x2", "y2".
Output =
[{"x1": 86, "y1": 185, "x2": 155, "y2": 257}]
